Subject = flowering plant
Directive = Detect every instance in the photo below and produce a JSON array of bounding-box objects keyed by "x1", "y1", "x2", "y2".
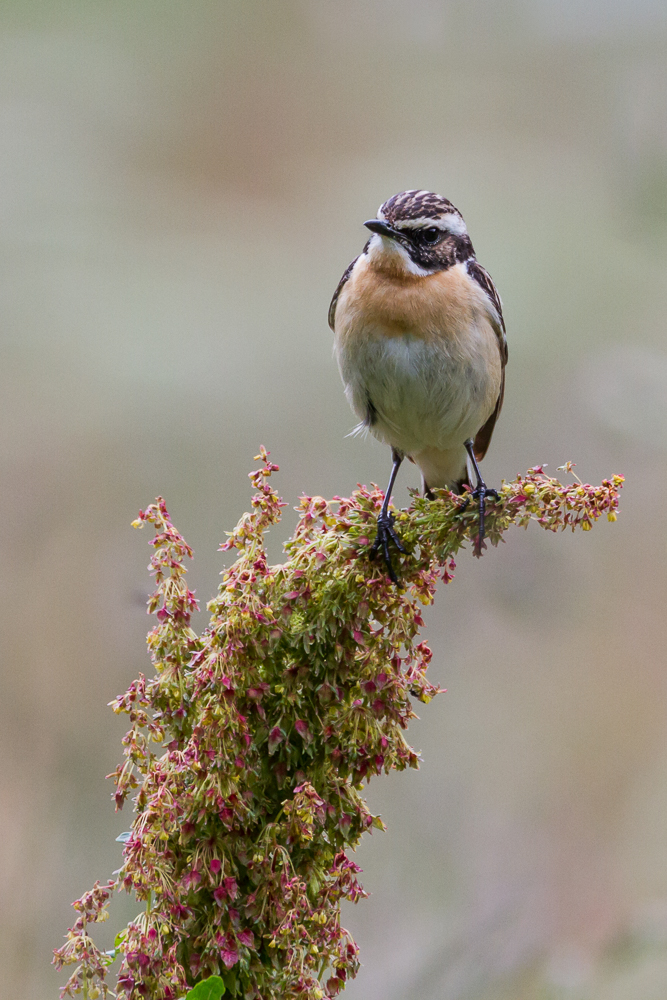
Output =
[{"x1": 54, "y1": 449, "x2": 623, "y2": 999}]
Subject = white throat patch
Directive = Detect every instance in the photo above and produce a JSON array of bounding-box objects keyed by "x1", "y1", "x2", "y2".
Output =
[{"x1": 365, "y1": 233, "x2": 431, "y2": 276}]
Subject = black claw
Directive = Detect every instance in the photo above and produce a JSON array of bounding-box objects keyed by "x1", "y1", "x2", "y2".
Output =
[
  {"x1": 461, "y1": 438, "x2": 501, "y2": 556},
  {"x1": 370, "y1": 511, "x2": 405, "y2": 584},
  {"x1": 468, "y1": 483, "x2": 500, "y2": 555}
]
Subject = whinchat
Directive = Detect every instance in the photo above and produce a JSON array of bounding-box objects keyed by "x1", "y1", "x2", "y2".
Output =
[{"x1": 329, "y1": 189, "x2": 508, "y2": 582}]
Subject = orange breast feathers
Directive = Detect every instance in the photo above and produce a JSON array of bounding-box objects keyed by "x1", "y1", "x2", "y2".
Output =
[{"x1": 334, "y1": 254, "x2": 501, "y2": 354}]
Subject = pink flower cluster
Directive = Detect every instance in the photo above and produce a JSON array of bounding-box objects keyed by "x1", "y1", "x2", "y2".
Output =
[{"x1": 54, "y1": 450, "x2": 623, "y2": 999}]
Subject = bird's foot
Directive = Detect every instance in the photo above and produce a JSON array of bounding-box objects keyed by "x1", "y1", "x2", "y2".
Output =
[
  {"x1": 457, "y1": 483, "x2": 500, "y2": 556},
  {"x1": 474, "y1": 485, "x2": 500, "y2": 504},
  {"x1": 370, "y1": 510, "x2": 405, "y2": 584}
]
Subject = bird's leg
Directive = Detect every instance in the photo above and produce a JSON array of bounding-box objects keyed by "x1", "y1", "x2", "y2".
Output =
[
  {"x1": 370, "y1": 448, "x2": 405, "y2": 584},
  {"x1": 462, "y1": 438, "x2": 500, "y2": 555}
]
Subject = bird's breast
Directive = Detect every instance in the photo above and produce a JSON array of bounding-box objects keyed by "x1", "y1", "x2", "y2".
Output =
[
  {"x1": 333, "y1": 256, "x2": 502, "y2": 454},
  {"x1": 335, "y1": 255, "x2": 487, "y2": 347}
]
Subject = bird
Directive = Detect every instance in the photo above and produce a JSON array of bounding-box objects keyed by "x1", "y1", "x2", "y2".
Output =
[{"x1": 329, "y1": 189, "x2": 508, "y2": 583}]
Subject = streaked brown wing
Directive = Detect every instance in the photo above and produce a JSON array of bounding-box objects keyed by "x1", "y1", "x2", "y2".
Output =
[
  {"x1": 328, "y1": 242, "x2": 370, "y2": 330},
  {"x1": 466, "y1": 258, "x2": 508, "y2": 460},
  {"x1": 328, "y1": 257, "x2": 358, "y2": 330},
  {"x1": 473, "y1": 369, "x2": 505, "y2": 461},
  {"x1": 466, "y1": 258, "x2": 508, "y2": 360}
]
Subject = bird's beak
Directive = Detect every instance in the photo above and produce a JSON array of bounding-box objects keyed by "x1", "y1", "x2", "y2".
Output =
[{"x1": 364, "y1": 219, "x2": 399, "y2": 240}]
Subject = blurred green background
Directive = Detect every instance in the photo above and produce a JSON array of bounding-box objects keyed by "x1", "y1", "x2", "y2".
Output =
[{"x1": 2, "y1": 2, "x2": 667, "y2": 998}]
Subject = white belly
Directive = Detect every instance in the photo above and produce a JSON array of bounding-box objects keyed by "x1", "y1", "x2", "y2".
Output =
[{"x1": 336, "y1": 326, "x2": 498, "y2": 458}]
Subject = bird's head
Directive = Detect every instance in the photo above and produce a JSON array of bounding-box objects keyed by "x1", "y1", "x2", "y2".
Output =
[{"x1": 364, "y1": 189, "x2": 474, "y2": 278}]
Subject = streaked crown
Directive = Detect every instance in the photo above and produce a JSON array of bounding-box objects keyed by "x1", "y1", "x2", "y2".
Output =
[{"x1": 378, "y1": 189, "x2": 465, "y2": 233}]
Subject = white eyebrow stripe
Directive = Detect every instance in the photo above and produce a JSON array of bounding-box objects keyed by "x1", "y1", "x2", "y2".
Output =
[{"x1": 394, "y1": 213, "x2": 468, "y2": 236}]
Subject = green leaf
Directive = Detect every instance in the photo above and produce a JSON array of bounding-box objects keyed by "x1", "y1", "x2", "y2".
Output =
[
  {"x1": 185, "y1": 975, "x2": 226, "y2": 1000},
  {"x1": 222, "y1": 967, "x2": 238, "y2": 995}
]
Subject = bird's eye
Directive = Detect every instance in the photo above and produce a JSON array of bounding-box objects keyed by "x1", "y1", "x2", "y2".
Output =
[{"x1": 421, "y1": 227, "x2": 441, "y2": 244}]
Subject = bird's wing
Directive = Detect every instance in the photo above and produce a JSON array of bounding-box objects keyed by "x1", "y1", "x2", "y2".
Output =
[
  {"x1": 473, "y1": 368, "x2": 505, "y2": 462},
  {"x1": 466, "y1": 258, "x2": 508, "y2": 461},
  {"x1": 328, "y1": 243, "x2": 369, "y2": 330}
]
